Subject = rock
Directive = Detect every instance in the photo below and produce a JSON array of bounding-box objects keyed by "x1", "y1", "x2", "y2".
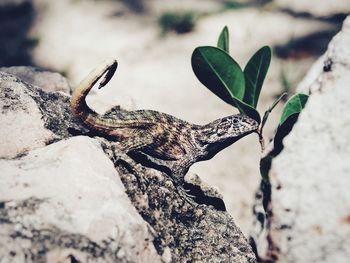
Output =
[
  {"x1": 0, "y1": 66, "x2": 70, "y2": 94},
  {"x1": 295, "y1": 55, "x2": 325, "y2": 94},
  {"x1": 0, "y1": 136, "x2": 161, "y2": 263},
  {"x1": 120, "y1": 164, "x2": 257, "y2": 263},
  {"x1": 252, "y1": 16, "x2": 350, "y2": 262},
  {"x1": 0, "y1": 68, "x2": 257, "y2": 262},
  {"x1": 0, "y1": 71, "x2": 83, "y2": 159},
  {"x1": 275, "y1": 0, "x2": 350, "y2": 18}
]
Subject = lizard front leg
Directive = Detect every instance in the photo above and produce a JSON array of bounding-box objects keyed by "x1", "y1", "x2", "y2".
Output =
[
  {"x1": 170, "y1": 154, "x2": 198, "y2": 180},
  {"x1": 113, "y1": 149, "x2": 150, "y2": 191},
  {"x1": 120, "y1": 146, "x2": 199, "y2": 205},
  {"x1": 111, "y1": 135, "x2": 155, "y2": 189}
]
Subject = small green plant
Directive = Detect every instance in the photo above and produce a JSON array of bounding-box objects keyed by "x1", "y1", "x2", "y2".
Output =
[
  {"x1": 158, "y1": 11, "x2": 197, "y2": 35},
  {"x1": 259, "y1": 93, "x2": 309, "y2": 180},
  {"x1": 191, "y1": 26, "x2": 309, "y2": 180}
]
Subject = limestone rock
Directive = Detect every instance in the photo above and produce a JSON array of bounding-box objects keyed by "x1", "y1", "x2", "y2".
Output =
[
  {"x1": 254, "y1": 15, "x2": 350, "y2": 262},
  {"x1": 0, "y1": 66, "x2": 70, "y2": 94},
  {"x1": 0, "y1": 136, "x2": 161, "y2": 263},
  {"x1": 0, "y1": 71, "x2": 83, "y2": 159},
  {"x1": 119, "y1": 166, "x2": 256, "y2": 263}
]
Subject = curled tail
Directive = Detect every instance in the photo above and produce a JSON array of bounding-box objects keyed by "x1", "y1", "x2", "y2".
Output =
[
  {"x1": 70, "y1": 59, "x2": 155, "y2": 136},
  {"x1": 70, "y1": 59, "x2": 118, "y2": 122}
]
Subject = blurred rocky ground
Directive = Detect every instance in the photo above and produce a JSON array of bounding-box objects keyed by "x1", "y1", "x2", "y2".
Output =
[{"x1": 0, "y1": 0, "x2": 348, "y2": 234}]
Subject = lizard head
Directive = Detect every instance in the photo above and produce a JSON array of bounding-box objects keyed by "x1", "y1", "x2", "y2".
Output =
[{"x1": 198, "y1": 114, "x2": 259, "y2": 155}]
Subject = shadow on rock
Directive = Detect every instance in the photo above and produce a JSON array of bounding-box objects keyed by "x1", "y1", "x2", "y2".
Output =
[{"x1": 274, "y1": 28, "x2": 341, "y2": 59}]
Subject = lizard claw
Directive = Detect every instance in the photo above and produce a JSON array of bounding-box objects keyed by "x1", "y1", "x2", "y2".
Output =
[{"x1": 178, "y1": 186, "x2": 198, "y2": 206}]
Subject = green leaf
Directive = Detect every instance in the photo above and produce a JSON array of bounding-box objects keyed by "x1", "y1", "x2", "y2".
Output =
[
  {"x1": 217, "y1": 26, "x2": 229, "y2": 53},
  {"x1": 273, "y1": 93, "x2": 309, "y2": 154},
  {"x1": 243, "y1": 46, "x2": 271, "y2": 108},
  {"x1": 191, "y1": 46, "x2": 261, "y2": 122},
  {"x1": 232, "y1": 98, "x2": 261, "y2": 123},
  {"x1": 261, "y1": 93, "x2": 287, "y2": 132},
  {"x1": 280, "y1": 93, "x2": 309, "y2": 125},
  {"x1": 192, "y1": 46, "x2": 245, "y2": 102}
]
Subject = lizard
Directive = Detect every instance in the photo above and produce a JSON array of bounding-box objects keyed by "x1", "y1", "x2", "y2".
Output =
[{"x1": 70, "y1": 59, "x2": 259, "y2": 190}]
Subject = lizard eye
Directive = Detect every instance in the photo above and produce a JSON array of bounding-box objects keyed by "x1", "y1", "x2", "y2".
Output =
[{"x1": 232, "y1": 118, "x2": 239, "y2": 124}]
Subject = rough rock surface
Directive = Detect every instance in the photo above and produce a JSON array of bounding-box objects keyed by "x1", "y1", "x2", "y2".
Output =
[
  {"x1": 0, "y1": 70, "x2": 257, "y2": 262},
  {"x1": 253, "y1": 16, "x2": 350, "y2": 262},
  {"x1": 0, "y1": 136, "x2": 160, "y2": 263},
  {"x1": 0, "y1": 71, "x2": 82, "y2": 159},
  {"x1": 0, "y1": 66, "x2": 70, "y2": 94}
]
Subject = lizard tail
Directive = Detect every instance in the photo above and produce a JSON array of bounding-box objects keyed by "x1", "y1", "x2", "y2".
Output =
[{"x1": 70, "y1": 59, "x2": 118, "y2": 121}]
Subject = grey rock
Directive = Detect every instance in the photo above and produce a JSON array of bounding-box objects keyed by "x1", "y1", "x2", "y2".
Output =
[
  {"x1": 0, "y1": 136, "x2": 161, "y2": 263},
  {"x1": 0, "y1": 71, "x2": 84, "y2": 159},
  {"x1": 0, "y1": 66, "x2": 70, "y2": 94},
  {"x1": 120, "y1": 166, "x2": 255, "y2": 262},
  {"x1": 0, "y1": 67, "x2": 256, "y2": 262},
  {"x1": 252, "y1": 16, "x2": 350, "y2": 262}
]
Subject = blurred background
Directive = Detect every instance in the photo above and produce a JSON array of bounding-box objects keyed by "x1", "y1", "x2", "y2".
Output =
[{"x1": 1, "y1": 0, "x2": 348, "y2": 235}]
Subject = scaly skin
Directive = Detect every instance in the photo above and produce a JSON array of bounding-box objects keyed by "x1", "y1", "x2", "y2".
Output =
[{"x1": 71, "y1": 59, "x2": 259, "y2": 184}]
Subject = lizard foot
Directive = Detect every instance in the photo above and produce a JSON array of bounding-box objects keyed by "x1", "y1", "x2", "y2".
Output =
[{"x1": 178, "y1": 186, "x2": 198, "y2": 206}]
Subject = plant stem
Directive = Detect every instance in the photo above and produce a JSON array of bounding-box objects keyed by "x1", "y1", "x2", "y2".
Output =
[{"x1": 258, "y1": 129, "x2": 265, "y2": 153}]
